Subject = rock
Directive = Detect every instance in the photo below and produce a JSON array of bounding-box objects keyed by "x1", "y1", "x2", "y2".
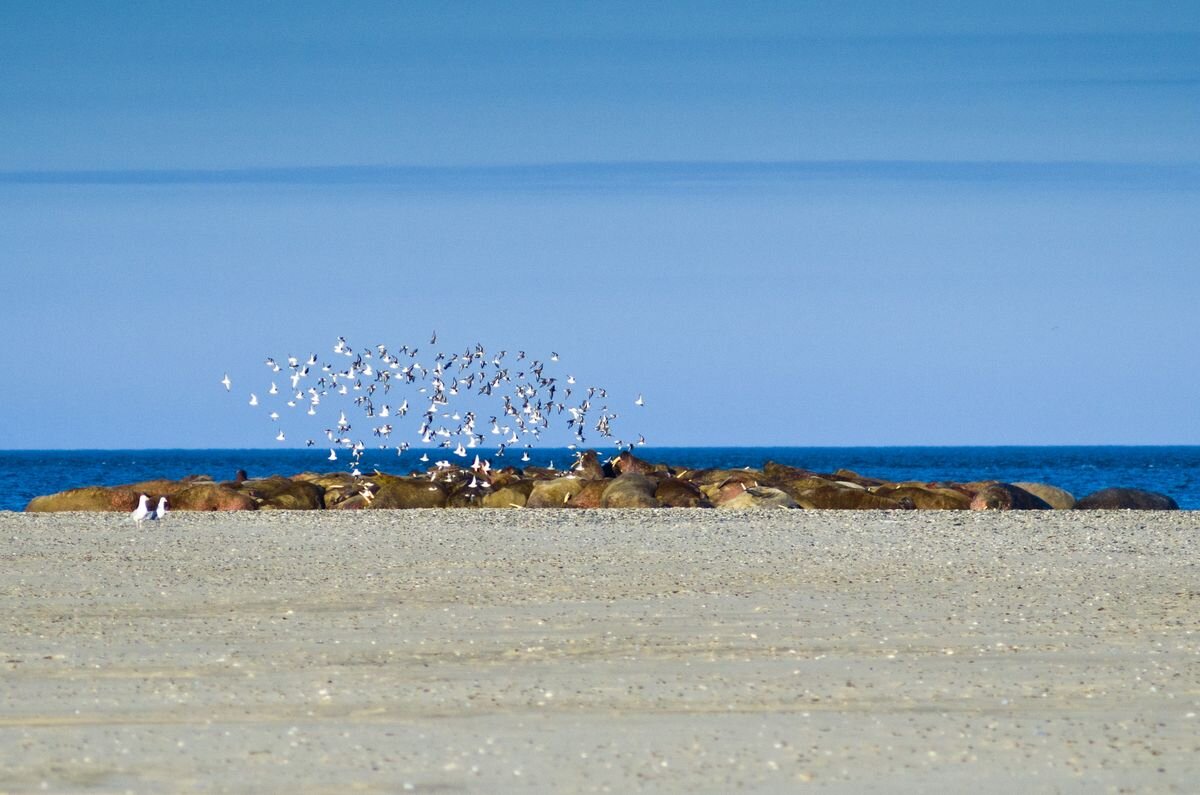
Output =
[
  {"x1": 171, "y1": 482, "x2": 258, "y2": 511},
  {"x1": 368, "y1": 479, "x2": 447, "y2": 509},
  {"x1": 600, "y1": 474, "x2": 660, "y2": 508},
  {"x1": 481, "y1": 482, "x2": 533, "y2": 508},
  {"x1": 872, "y1": 485, "x2": 971, "y2": 510},
  {"x1": 1012, "y1": 482, "x2": 1076, "y2": 510},
  {"x1": 239, "y1": 476, "x2": 325, "y2": 510},
  {"x1": 793, "y1": 484, "x2": 906, "y2": 510},
  {"x1": 969, "y1": 483, "x2": 1051, "y2": 511},
  {"x1": 26, "y1": 486, "x2": 140, "y2": 512},
  {"x1": 1075, "y1": 488, "x2": 1179, "y2": 510},
  {"x1": 717, "y1": 487, "x2": 799, "y2": 510},
  {"x1": 654, "y1": 478, "x2": 712, "y2": 508},
  {"x1": 526, "y1": 477, "x2": 585, "y2": 508}
]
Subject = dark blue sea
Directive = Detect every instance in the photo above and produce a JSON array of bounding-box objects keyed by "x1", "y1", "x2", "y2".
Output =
[{"x1": 3, "y1": 447, "x2": 1199, "y2": 511}]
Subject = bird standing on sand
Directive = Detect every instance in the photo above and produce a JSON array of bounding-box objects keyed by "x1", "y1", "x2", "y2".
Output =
[
  {"x1": 150, "y1": 497, "x2": 168, "y2": 520},
  {"x1": 132, "y1": 494, "x2": 151, "y2": 524}
]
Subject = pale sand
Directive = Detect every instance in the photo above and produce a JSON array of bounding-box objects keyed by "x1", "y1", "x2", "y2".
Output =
[{"x1": 1, "y1": 509, "x2": 1197, "y2": 794}]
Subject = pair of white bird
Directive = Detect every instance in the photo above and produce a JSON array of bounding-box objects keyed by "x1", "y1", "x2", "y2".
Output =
[{"x1": 132, "y1": 494, "x2": 168, "y2": 523}]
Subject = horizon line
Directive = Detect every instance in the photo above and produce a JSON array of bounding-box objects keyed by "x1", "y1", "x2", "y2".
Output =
[
  {"x1": 2, "y1": 159, "x2": 1198, "y2": 191},
  {"x1": 4, "y1": 443, "x2": 1200, "y2": 452}
]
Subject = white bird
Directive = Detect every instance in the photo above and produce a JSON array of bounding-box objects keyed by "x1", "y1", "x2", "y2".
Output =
[
  {"x1": 132, "y1": 494, "x2": 151, "y2": 524},
  {"x1": 150, "y1": 497, "x2": 168, "y2": 520},
  {"x1": 635, "y1": 394, "x2": 645, "y2": 406},
  {"x1": 249, "y1": 393, "x2": 258, "y2": 406},
  {"x1": 221, "y1": 373, "x2": 231, "y2": 391},
  {"x1": 328, "y1": 449, "x2": 338, "y2": 461},
  {"x1": 276, "y1": 430, "x2": 285, "y2": 441},
  {"x1": 269, "y1": 382, "x2": 279, "y2": 395}
]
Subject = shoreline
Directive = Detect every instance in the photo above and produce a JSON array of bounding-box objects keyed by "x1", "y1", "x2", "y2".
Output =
[{"x1": 3, "y1": 510, "x2": 1198, "y2": 792}]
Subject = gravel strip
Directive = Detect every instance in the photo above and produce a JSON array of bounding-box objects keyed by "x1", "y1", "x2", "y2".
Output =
[{"x1": 2, "y1": 509, "x2": 1198, "y2": 793}]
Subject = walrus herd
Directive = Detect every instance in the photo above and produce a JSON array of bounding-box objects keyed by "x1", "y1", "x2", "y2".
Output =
[{"x1": 23, "y1": 449, "x2": 1180, "y2": 512}]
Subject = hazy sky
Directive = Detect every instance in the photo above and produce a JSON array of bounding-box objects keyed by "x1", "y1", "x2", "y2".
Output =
[{"x1": 2, "y1": 1, "x2": 1198, "y2": 448}]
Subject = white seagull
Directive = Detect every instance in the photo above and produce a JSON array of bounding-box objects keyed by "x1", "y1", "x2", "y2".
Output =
[
  {"x1": 132, "y1": 494, "x2": 151, "y2": 524},
  {"x1": 249, "y1": 393, "x2": 258, "y2": 406},
  {"x1": 150, "y1": 497, "x2": 168, "y2": 520},
  {"x1": 221, "y1": 373, "x2": 232, "y2": 391}
]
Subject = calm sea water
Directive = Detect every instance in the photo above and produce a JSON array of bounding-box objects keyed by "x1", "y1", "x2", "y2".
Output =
[{"x1": 3, "y1": 446, "x2": 1199, "y2": 511}]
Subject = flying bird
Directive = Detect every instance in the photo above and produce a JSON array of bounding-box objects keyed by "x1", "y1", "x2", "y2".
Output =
[{"x1": 229, "y1": 335, "x2": 645, "y2": 473}]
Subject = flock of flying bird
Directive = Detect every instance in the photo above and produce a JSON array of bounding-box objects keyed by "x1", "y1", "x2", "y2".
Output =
[{"x1": 221, "y1": 333, "x2": 646, "y2": 474}]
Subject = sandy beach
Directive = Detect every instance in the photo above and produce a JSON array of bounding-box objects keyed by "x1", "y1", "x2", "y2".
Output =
[{"x1": 2, "y1": 509, "x2": 1197, "y2": 793}]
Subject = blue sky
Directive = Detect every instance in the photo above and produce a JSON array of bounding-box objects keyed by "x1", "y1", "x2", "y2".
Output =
[{"x1": 1, "y1": 1, "x2": 1198, "y2": 448}]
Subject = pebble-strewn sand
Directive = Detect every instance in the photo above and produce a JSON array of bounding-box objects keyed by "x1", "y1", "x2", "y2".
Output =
[{"x1": 2, "y1": 509, "x2": 1198, "y2": 793}]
